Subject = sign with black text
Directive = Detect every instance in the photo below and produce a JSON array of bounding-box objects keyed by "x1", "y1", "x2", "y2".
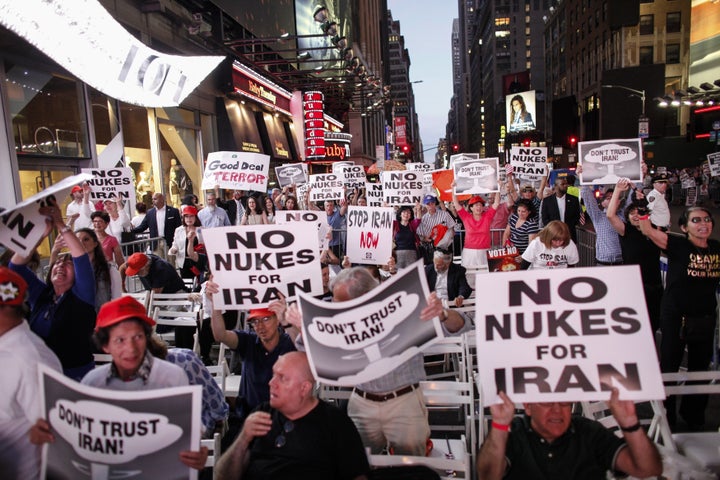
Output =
[
  {"x1": 452, "y1": 157, "x2": 500, "y2": 195},
  {"x1": 509, "y1": 147, "x2": 548, "y2": 181},
  {"x1": 346, "y1": 206, "x2": 394, "y2": 265},
  {"x1": 334, "y1": 164, "x2": 367, "y2": 188},
  {"x1": 365, "y1": 182, "x2": 384, "y2": 207},
  {"x1": 39, "y1": 365, "x2": 201, "y2": 480},
  {"x1": 707, "y1": 152, "x2": 720, "y2": 177},
  {"x1": 201, "y1": 151, "x2": 270, "y2": 192},
  {"x1": 475, "y1": 266, "x2": 664, "y2": 404},
  {"x1": 203, "y1": 224, "x2": 323, "y2": 308},
  {"x1": 298, "y1": 261, "x2": 442, "y2": 385},
  {"x1": 82, "y1": 167, "x2": 134, "y2": 201},
  {"x1": 578, "y1": 139, "x2": 643, "y2": 185},
  {"x1": 274, "y1": 210, "x2": 331, "y2": 251},
  {"x1": 381, "y1": 171, "x2": 424, "y2": 206},
  {"x1": 308, "y1": 173, "x2": 344, "y2": 202},
  {"x1": 274, "y1": 164, "x2": 307, "y2": 187}
]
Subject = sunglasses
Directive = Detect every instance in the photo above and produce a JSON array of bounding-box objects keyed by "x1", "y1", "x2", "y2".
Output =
[
  {"x1": 275, "y1": 420, "x2": 294, "y2": 448},
  {"x1": 690, "y1": 216, "x2": 712, "y2": 224}
]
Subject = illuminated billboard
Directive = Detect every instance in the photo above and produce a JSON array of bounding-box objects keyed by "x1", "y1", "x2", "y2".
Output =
[{"x1": 506, "y1": 90, "x2": 537, "y2": 133}]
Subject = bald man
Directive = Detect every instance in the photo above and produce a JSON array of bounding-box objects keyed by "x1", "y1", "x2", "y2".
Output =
[{"x1": 216, "y1": 352, "x2": 369, "y2": 479}]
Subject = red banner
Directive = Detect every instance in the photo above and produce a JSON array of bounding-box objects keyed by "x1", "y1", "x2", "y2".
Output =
[
  {"x1": 304, "y1": 91, "x2": 326, "y2": 159},
  {"x1": 394, "y1": 117, "x2": 407, "y2": 148}
]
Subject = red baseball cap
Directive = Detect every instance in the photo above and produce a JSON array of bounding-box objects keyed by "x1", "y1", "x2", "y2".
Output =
[
  {"x1": 71, "y1": 186, "x2": 82, "y2": 194},
  {"x1": 0, "y1": 267, "x2": 27, "y2": 306},
  {"x1": 181, "y1": 205, "x2": 198, "y2": 216},
  {"x1": 125, "y1": 253, "x2": 149, "y2": 276},
  {"x1": 95, "y1": 296, "x2": 155, "y2": 331},
  {"x1": 468, "y1": 196, "x2": 485, "y2": 206},
  {"x1": 247, "y1": 308, "x2": 275, "y2": 321}
]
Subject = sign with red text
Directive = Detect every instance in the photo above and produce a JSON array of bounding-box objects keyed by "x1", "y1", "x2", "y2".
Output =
[
  {"x1": 346, "y1": 206, "x2": 393, "y2": 265},
  {"x1": 201, "y1": 151, "x2": 270, "y2": 191},
  {"x1": 475, "y1": 266, "x2": 664, "y2": 405},
  {"x1": 298, "y1": 261, "x2": 442, "y2": 385},
  {"x1": 203, "y1": 223, "x2": 323, "y2": 308},
  {"x1": 0, "y1": 173, "x2": 93, "y2": 256},
  {"x1": 39, "y1": 365, "x2": 201, "y2": 480}
]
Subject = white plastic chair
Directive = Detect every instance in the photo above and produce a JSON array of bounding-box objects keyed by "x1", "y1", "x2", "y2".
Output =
[{"x1": 200, "y1": 432, "x2": 222, "y2": 477}]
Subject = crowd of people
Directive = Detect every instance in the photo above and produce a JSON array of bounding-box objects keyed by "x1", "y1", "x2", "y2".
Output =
[{"x1": 2, "y1": 161, "x2": 719, "y2": 479}]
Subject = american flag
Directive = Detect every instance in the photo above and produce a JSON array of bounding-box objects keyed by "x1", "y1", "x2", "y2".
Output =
[{"x1": 505, "y1": 163, "x2": 513, "y2": 175}]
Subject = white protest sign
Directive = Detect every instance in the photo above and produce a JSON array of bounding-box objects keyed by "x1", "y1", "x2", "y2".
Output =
[
  {"x1": 422, "y1": 171, "x2": 435, "y2": 194},
  {"x1": 203, "y1": 223, "x2": 323, "y2": 308},
  {"x1": 707, "y1": 152, "x2": 720, "y2": 177},
  {"x1": 274, "y1": 210, "x2": 331, "y2": 250},
  {"x1": 296, "y1": 182, "x2": 310, "y2": 207},
  {"x1": 405, "y1": 162, "x2": 433, "y2": 172},
  {"x1": 346, "y1": 206, "x2": 394, "y2": 265},
  {"x1": 452, "y1": 157, "x2": 500, "y2": 195},
  {"x1": 82, "y1": 167, "x2": 134, "y2": 202},
  {"x1": 509, "y1": 147, "x2": 548, "y2": 181},
  {"x1": 39, "y1": 365, "x2": 200, "y2": 480},
  {"x1": 308, "y1": 173, "x2": 344, "y2": 202},
  {"x1": 201, "y1": 151, "x2": 270, "y2": 191},
  {"x1": 578, "y1": 138, "x2": 643, "y2": 185},
  {"x1": 0, "y1": 173, "x2": 93, "y2": 256},
  {"x1": 336, "y1": 164, "x2": 367, "y2": 188},
  {"x1": 298, "y1": 261, "x2": 442, "y2": 385},
  {"x1": 475, "y1": 266, "x2": 665, "y2": 405},
  {"x1": 365, "y1": 182, "x2": 384, "y2": 207},
  {"x1": 331, "y1": 161, "x2": 355, "y2": 172},
  {"x1": 381, "y1": 171, "x2": 424, "y2": 206},
  {"x1": 274, "y1": 164, "x2": 307, "y2": 187}
]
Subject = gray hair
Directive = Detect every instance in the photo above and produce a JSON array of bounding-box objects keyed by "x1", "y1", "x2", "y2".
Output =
[
  {"x1": 330, "y1": 266, "x2": 379, "y2": 299},
  {"x1": 433, "y1": 250, "x2": 452, "y2": 262}
]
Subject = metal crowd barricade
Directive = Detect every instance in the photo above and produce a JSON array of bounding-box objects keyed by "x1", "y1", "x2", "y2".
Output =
[
  {"x1": 119, "y1": 235, "x2": 168, "y2": 293},
  {"x1": 575, "y1": 226, "x2": 596, "y2": 267}
]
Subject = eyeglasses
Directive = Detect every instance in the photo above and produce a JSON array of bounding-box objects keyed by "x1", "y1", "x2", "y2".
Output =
[
  {"x1": 275, "y1": 420, "x2": 294, "y2": 448},
  {"x1": 690, "y1": 216, "x2": 712, "y2": 224},
  {"x1": 248, "y1": 316, "x2": 274, "y2": 327},
  {"x1": 522, "y1": 188, "x2": 534, "y2": 193}
]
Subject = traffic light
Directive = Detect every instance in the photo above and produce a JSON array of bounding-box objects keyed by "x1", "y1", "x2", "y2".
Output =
[
  {"x1": 452, "y1": 144, "x2": 459, "y2": 153},
  {"x1": 522, "y1": 138, "x2": 531, "y2": 147},
  {"x1": 401, "y1": 145, "x2": 410, "y2": 154},
  {"x1": 569, "y1": 136, "x2": 577, "y2": 147}
]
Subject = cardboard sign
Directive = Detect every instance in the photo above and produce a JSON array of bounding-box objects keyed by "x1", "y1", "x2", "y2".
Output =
[
  {"x1": 0, "y1": 173, "x2": 93, "y2": 256},
  {"x1": 578, "y1": 139, "x2": 643, "y2": 185},
  {"x1": 707, "y1": 152, "x2": 720, "y2": 177},
  {"x1": 453, "y1": 157, "x2": 500, "y2": 195},
  {"x1": 298, "y1": 261, "x2": 442, "y2": 385},
  {"x1": 509, "y1": 147, "x2": 548, "y2": 181},
  {"x1": 405, "y1": 162, "x2": 433, "y2": 172},
  {"x1": 274, "y1": 210, "x2": 331, "y2": 250},
  {"x1": 274, "y1": 164, "x2": 307, "y2": 187},
  {"x1": 82, "y1": 167, "x2": 134, "y2": 202},
  {"x1": 39, "y1": 366, "x2": 201, "y2": 480},
  {"x1": 203, "y1": 224, "x2": 323, "y2": 308},
  {"x1": 201, "y1": 151, "x2": 270, "y2": 191},
  {"x1": 365, "y1": 182, "x2": 384, "y2": 207},
  {"x1": 335, "y1": 165, "x2": 367, "y2": 188},
  {"x1": 308, "y1": 173, "x2": 344, "y2": 202},
  {"x1": 475, "y1": 266, "x2": 665, "y2": 405},
  {"x1": 381, "y1": 171, "x2": 424, "y2": 206},
  {"x1": 487, "y1": 245, "x2": 522, "y2": 272},
  {"x1": 346, "y1": 206, "x2": 394, "y2": 265}
]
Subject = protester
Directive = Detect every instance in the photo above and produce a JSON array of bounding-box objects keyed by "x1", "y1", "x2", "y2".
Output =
[
  {"x1": 168, "y1": 204, "x2": 206, "y2": 284},
  {"x1": 65, "y1": 183, "x2": 92, "y2": 230},
  {"x1": 606, "y1": 179, "x2": 662, "y2": 332},
  {"x1": 131, "y1": 192, "x2": 182, "y2": 252},
  {"x1": 130, "y1": 201, "x2": 147, "y2": 229},
  {"x1": 215, "y1": 351, "x2": 370, "y2": 479},
  {"x1": 310, "y1": 197, "x2": 348, "y2": 259},
  {"x1": 30, "y1": 296, "x2": 208, "y2": 470},
  {"x1": 579, "y1": 185, "x2": 624, "y2": 266},
  {"x1": 521, "y1": 220, "x2": 579, "y2": 269},
  {"x1": 0, "y1": 267, "x2": 63, "y2": 480},
  {"x1": 502, "y1": 198, "x2": 539, "y2": 254},
  {"x1": 639, "y1": 207, "x2": 720, "y2": 428},
  {"x1": 540, "y1": 176, "x2": 582, "y2": 242},
  {"x1": 264, "y1": 195, "x2": 276, "y2": 223},
  {"x1": 416, "y1": 194, "x2": 456, "y2": 262},
  {"x1": 425, "y1": 249, "x2": 472, "y2": 309},
  {"x1": 66, "y1": 228, "x2": 122, "y2": 311},
  {"x1": 198, "y1": 190, "x2": 231, "y2": 228},
  {"x1": 452, "y1": 182, "x2": 500, "y2": 278},
  {"x1": 392, "y1": 205, "x2": 421, "y2": 269},
  {"x1": 9, "y1": 201, "x2": 96, "y2": 380},
  {"x1": 217, "y1": 188, "x2": 246, "y2": 225},
  {"x1": 206, "y1": 282, "x2": 296, "y2": 447},
  {"x1": 241, "y1": 195, "x2": 269, "y2": 225},
  {"x1": 103, "y1": 196, "x2": 132, "y2": 240},
  {"x1": 90, "y1": 210, "x2": 125, "y2": 266},
  {"x1": 476, "y1": 389, "x2": 662, "y2": 479}
]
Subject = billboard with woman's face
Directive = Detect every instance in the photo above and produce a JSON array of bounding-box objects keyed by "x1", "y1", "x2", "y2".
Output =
[{"x1": 506, "y1": 90, "x2": 537, "y2": 133}]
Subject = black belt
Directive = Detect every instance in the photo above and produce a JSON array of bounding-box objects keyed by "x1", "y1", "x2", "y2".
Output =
[
  {"x1": 596, "y1": 260, "x2": 624, "y2": 266},
  {"x1": 353, "y1": 383, "x2": 419, "y2": 402}
]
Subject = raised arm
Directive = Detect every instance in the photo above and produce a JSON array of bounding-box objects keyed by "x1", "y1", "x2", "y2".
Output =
[
  {"x1": 606, "y1": 179, "x2": 630, "y2": 235},
  {"x1": 477, "y1": 391, "x2": 515, "y2": 480},
  {"x1": 205, "y1": 280, "x2": 239, "y2": 349},
  {"x1": 451, "y1": 180, "x2": 462, "y2": 212},
  {"x1": 638, "y1": 216, "x2": 668, "y2": 250}
]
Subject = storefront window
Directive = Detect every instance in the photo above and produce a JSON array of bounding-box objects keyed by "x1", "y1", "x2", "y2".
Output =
[
  {"x1": 120, "y1": 102, "x2": 153, "y2": 208},
  {"x1": 5, "y1": 61, "x2": 89, "y2": 158},
  {"x1": 156, "y1": 108, "x2": 201, "y2": 208}
]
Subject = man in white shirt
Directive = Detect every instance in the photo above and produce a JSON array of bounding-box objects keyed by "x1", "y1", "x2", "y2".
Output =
[
  {"x1": 65, "y1": 184, "x2": 92, "y2": 230},
  {"x1": 198, "y1": 191, "x2": 231, "y2": 228},
  {"x1": 647, "y1": 173, "x2": 671, "y2": 231},
  {"x1": 0, "y1": 267, "x2": 62, "y2": 479}
]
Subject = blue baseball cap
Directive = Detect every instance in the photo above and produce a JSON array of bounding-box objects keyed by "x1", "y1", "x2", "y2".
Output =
[{"x1": 422, "y1": 194, "x2": 438, "y2": 205}]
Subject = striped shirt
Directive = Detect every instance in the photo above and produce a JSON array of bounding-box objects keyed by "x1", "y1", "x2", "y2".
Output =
[
  {"x1": 507, "y1": 213, "x2": 540, "y2": 254},
  {"x1": 416, "y1": 209, "x2": 457, "y2": 239},
  {"x1": 580, "y1": 186, "x2": 623, "y2": 264}
]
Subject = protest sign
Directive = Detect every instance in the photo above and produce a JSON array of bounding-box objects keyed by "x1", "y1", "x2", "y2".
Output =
[
  {"x1": 296, "y1": 182, "x2": 310, "y2": 207},
  {"x1": 452, "y1": 157, "x2": 500, "y2": 195},
  {"x1": 0, "y1": 173, "x2": 93, "y2": 257},
  {"x1": 475, "y1": 266, "x2": 665, "y2": 405},
  {"x1": 486, "y1": 245, "x2": 522, "y2": 272},
  {"x1": 82, "y1": 167, "x2": 134, "y2": 201},
  {"x1": 308, "y1": 173, "x2": 344, "y2": 202},
  {"x1": 346, "y1": 206, "x2": 394, "y2": 265},
  {"x1": 365, "y1": 182, "x2": 384, "y2": 207},
  {"x1": 578, "y1": 139, "x2": 642, "y2": 185},
  {"x1": 509, "y1": 147, "x2": 547, "y2": 181},
  {"x1": 381, "y1": 171, "x2": 424, "y2": 206},
  {"x1": 335, "y1": 164, "x2": 367, "y2": 188},
  {"x1": 432, "y1": 169, "x2": 454, "y2": 202},
  {"x1": 405, "y1": 162, "x2": 433, "y2": 172},
  {"x1": 707, "y1": 152, "x2": 720, "y2": 177},
  {"x1": 203, "y1": 223, "x2": 323, "y2": 308},
  {"x1": 201, "y1": 151, "x2": 270, "y2": 192},
  {"x1": 39, "y1": 365, "x2": 201, "y2": 480},
  {"x1": 274, "y1": 163, "x2": 307, "y2": 187},
  {"x1": 274, "y1": 210, "x2": 331, "y2": 250},
  {"x1": 298, "y1": 261, "x2": 442, "y2": 385}
]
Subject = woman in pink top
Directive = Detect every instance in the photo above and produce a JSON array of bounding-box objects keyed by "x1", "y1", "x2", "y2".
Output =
[
  {"x1": 90, "y1": 210, "x2": 124, "y2": 266},
  {"x1": 452, "y1": 181, "x2": 500, "y2": 286}
]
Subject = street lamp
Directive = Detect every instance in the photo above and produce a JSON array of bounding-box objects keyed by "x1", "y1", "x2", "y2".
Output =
[{"x1": 602, "y1": 84, "x2": 647, "y2": 138}]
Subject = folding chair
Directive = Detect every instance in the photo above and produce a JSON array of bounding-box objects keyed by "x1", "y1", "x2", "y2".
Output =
[
  {"x1": 122, "y1": 291, "x2": 150, "y2": 312},
  {"x1": 423, "y1": 336, "x2": 467, "y2": 381},
  {"x1": 152, "y1": 306, "x2": 201, "y2": 354},
  {"x1": 200, "y1": 432, "x2": 222, "y2": 478}
]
